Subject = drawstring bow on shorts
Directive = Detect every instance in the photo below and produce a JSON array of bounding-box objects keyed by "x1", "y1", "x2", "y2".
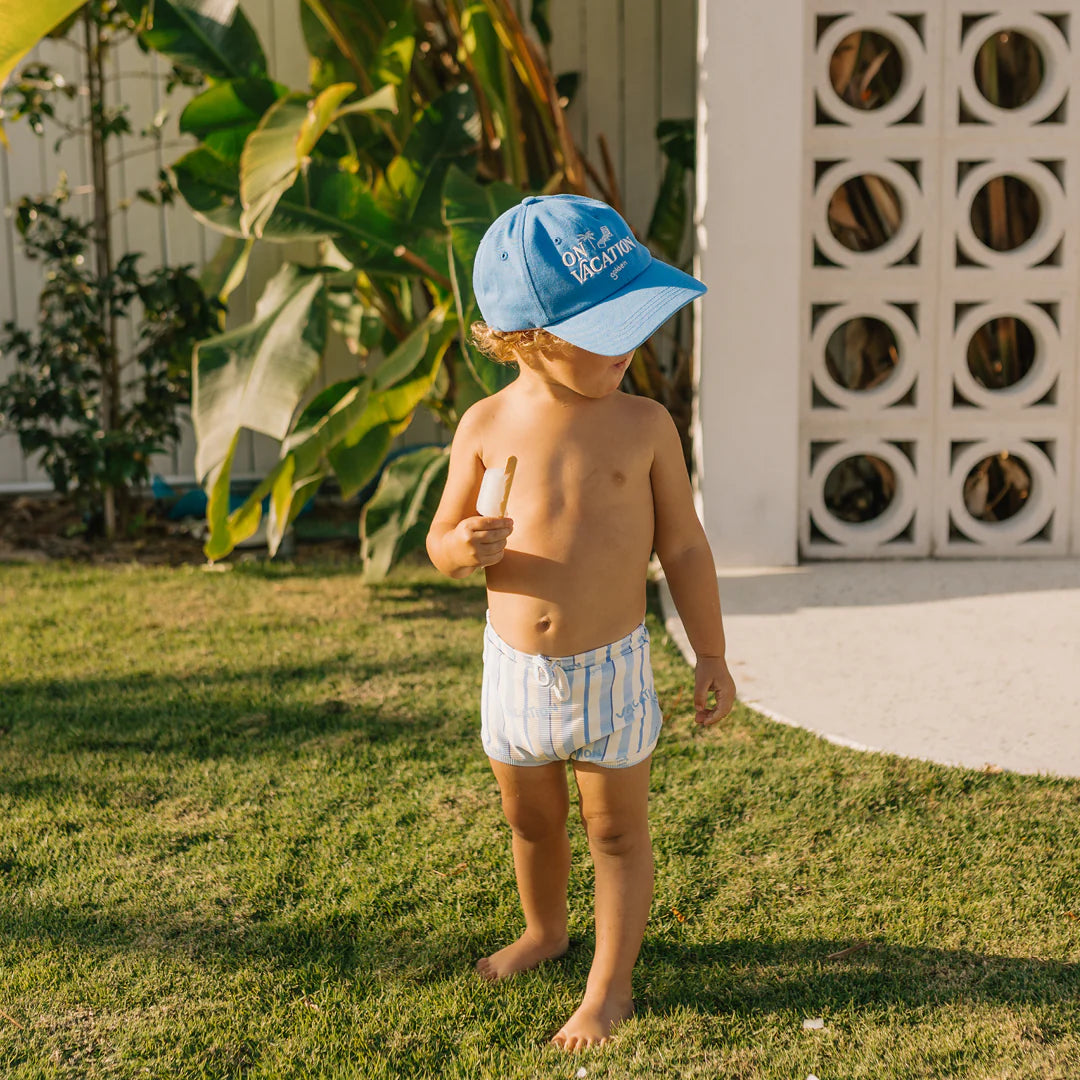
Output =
[{"x1": 533, "y1": 655, "x2": 570, "y2": 702}]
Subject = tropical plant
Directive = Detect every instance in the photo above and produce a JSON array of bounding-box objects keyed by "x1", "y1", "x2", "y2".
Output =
[
  {"x1": 0, "y1": 0, "x2": 88, "y2": 105},
  {"x1": 110, "y1": 0, "x2": 697, "y2": 571},
  {"x1": 0, "y1": 1, "x2": 219, "y2": 538}
]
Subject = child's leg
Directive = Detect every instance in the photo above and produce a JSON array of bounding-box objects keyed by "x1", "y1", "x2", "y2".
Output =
[
  {"x1": 477, "y1": 756, "x2": 572, "y2": 982},
  {"x1": 551, "y1": 754, "x2": 653, "y2": 1050}
]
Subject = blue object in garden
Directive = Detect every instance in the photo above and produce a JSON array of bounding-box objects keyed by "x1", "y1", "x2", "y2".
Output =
[{"x1": 151, "y1": 474, "x2": 315, "y2": 521}]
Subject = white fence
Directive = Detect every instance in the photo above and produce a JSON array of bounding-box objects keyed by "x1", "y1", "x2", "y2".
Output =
[{"x1": 0, "y1": 0, "x2": 698, "y2": 492}]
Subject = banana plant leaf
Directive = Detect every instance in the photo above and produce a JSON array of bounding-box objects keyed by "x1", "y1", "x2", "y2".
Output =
[
  {"x1": 300, "y1": 0, "x2": 415, "y2": 121},
  {"x1": 300, "y1": 1, "x2": 414, "y2": 182},
  {"x1": 359, "y1": 444, "x2": 450, "y2": 581},
  {"x1": 442, "y1": 164, "x2": 524, "y2": 394},
  {"x1": 198, "y1": 234, "x2": 254, "y2": 316},
  {"x1": 208, "y1": 301, "x2": 457, "y2": 559},
  {"x1": 192, "y1": 262, "x2": 327, "y2": 484},
  {"x1": 322, "y1": 301, "x2": 457, "y2": 496},
  {"x1": 119, "y1": 0, "x2": 266, "y2": 80},
  {"x1": 646, "y1": 119, "x2": 694, "y2": 263},
  {"x1": 172, "y1": 147, "x2": 405, "y2": 256},
  {"x1": 378, "y1": 86, "x2": 483, "y2": 231},
  {"x1": 179, "y1": 77, "x2": 288, "y2": 162},
  {"x1": 0, "y1": 0, "x2": 86, "y2": 93},
  {"x1": 239, "y1": 82, "x2": 396, "y2": 237}
]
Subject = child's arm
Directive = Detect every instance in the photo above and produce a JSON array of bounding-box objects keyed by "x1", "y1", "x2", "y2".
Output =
[
  {"x1": 647, "y1": 401, "x2": 736, "y2": 726},
  {"x1": 426, "y1": 402, "x2": 514, "y2": 579}
]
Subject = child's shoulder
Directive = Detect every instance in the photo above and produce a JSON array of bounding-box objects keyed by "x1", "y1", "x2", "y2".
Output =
[
  {"x1": 612, "y1": 391, "x2": 671, "y2": 430},
  {"x1": 453, "y1": 386, "x2": 513, "y2": 451},
  {"x1": 458, "y1": 385, "x2": 511, "y2": 427},
  {"x1": 615, "y1": 391, "x2": 666, "y2": 416}
]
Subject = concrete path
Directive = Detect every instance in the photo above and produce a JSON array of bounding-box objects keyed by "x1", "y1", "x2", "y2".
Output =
[{"x1": 658, "y1": 558, "x2": 1080, "y2": 779}]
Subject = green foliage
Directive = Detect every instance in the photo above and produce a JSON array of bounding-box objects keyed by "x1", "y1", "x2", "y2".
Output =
[
  {"x1": 0, "y1": 0, "x2": 87, "y2": 99},
  {"x1": 647, "y1": 118, "x2": 695, "y2": 263},
  {"x1": 359, "y1": 444, "x2": 451, "y2": 580},
  {"x1": 442, "y1": 165, "x2": 524, "y2": 396},
  {"x1": 118, "y1": 0, "x2": 578, "y2": 566},
  {"x1": 0, "y1": 190, "x2": 219, "y2": 528},
  {"x1": 0, "y1": 2, "x2": 221, "y2": 537},
  {"x1": 121, "y1": 0, "x2": 696, "y2": 572},
  {"x1": 118, "y1": 0, "x2": 267, "y2": 80},
  {"x1": 193, "y1": 264, "x2": 329, "y2": 484}
]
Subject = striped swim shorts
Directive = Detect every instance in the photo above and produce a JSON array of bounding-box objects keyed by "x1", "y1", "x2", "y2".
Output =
[{"x1": 480, "y1": 611, "x2": 663, "y2": 769}]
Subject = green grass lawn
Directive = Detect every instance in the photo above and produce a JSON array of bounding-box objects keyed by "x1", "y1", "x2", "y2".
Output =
[{"x1": 1, "y1": 558, "x2": 1077, "y2": 1079}]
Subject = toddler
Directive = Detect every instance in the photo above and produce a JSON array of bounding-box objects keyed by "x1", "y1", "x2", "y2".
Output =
[{"x1": 426, "y1": 194, "x2": 736, "y2": 1052}]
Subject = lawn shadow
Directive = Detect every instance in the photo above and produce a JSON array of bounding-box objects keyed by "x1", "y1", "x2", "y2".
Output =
[
  {"x1": 0, "y1": 644, "x2": 482, "y2": 782},
  {"x1": 5, "y1": 897, "x2": 1078, "y2": 1023},
  {"x1": 366, "y1": 580, "x2": 489, "y2": 621},
  {"x1": 635, "y1": 936, "x2": 1080, "y2": 1016}
]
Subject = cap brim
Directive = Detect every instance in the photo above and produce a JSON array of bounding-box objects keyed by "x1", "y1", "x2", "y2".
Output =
[{"x1": 542, "y1": 257, "x2": 706, "y2": 356}]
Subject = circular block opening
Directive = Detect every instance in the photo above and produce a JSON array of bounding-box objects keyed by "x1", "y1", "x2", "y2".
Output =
[
  {"x1": 829, "y1": 30, "x2": 904, "y2": 110},
  {"x1": 825, "y1": 316, "x2": 900, "y2": 391},
  {"x1": 823, "y1": 454, "x2": 896, "y2": 523},
  {"x1": 973, "y1": 29, "x2": 1044, "y2": 109},
  {"x1": 963, "y1": 451, "x2": 1031, "y2": 522},
  {"x1": 966, "y1": 316, "x2": 1036, "y2": 390},
  {"x1": 969, "y1": 175, "x2": 1041, "y2": 252},
  {"x1": 827, "y1": 175, "x2": 903, "y2": 252}
]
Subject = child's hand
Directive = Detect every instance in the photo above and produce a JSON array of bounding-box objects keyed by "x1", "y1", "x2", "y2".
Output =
[
  {"x1": 694, "y1": 656, "x2": 736, "y2": 726},
  {"x1": 452, "y1": 516, "x2": 514, "y2": 569}
]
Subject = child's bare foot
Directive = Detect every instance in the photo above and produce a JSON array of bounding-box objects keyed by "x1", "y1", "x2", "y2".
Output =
[
  {"x1": 550, "y1": 990, "x2": 635, "y2": 1051},
  {"x1": 476, "y1": 930, "x2": 570, "y2": 982}
]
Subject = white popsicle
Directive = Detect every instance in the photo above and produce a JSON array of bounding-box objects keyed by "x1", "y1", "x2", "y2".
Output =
[{"x1": 476, "y1": 455, "x2": 517, "y2": 517}]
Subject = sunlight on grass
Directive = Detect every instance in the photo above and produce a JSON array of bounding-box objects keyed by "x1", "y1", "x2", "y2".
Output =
[{"x1": 1, "y1": 560, "x2": 1077, "y2": 1078}]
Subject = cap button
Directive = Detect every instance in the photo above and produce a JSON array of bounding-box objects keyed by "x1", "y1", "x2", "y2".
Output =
[{"x1": 521, "y1": 196, "x2": 541, "y2": 205}]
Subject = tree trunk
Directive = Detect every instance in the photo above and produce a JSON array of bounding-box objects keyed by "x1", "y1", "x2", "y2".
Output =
[{"x1": 84, "y1": 8, "x2": 121, "y2": 539}]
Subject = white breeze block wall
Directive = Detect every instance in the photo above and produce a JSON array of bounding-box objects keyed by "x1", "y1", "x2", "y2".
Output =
[
  {"x1": 801, "y1": 1, "x2": 1079, "y2": 558},
  {"x1": 697, "y1": 0, "x2": 1080, "y2": 563}
]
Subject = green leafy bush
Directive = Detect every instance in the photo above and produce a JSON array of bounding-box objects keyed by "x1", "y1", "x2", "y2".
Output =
[
  {"x1": 0, "y1": 2, "x2": 219, "y2": 537},
  {"x1": 116, "y1": 0, "x2": 697, "y2": 570}
]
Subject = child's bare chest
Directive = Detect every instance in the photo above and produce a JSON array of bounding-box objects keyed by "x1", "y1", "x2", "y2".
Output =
[
  {"x1": 490, "y1": 412, "x2": 650, "y2": 515},
  {"x1": 486, "y1": 406, "x2": 654, "y2": 569},
  {"x1": 482, "y1": 397, "x2": 656, "y2": 651}
]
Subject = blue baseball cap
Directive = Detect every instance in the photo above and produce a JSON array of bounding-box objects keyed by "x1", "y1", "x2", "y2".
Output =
[{"x1": 472, "y1": 193, "x2": 706, "y2": 356}]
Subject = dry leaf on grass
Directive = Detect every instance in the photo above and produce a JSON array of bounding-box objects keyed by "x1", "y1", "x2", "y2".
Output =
[
  {"x1": 825, "y1": 941, "x2": 870, "y2": 960},
  {"x1": 0, "y1": 1009, "x2": 24, "y2": 1030},
  {"x1": 432, "y1": 861, "x2": 468, "y2": 878}
]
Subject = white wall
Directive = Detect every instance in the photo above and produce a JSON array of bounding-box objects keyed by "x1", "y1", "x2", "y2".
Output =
[{"x1": 694, "y1": 0, "x2": 804, "y2": 565}]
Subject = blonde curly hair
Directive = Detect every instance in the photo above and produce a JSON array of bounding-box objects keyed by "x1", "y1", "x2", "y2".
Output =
[{"x1": 469, "y1": 321, "x2": 563, "y2": 366}]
